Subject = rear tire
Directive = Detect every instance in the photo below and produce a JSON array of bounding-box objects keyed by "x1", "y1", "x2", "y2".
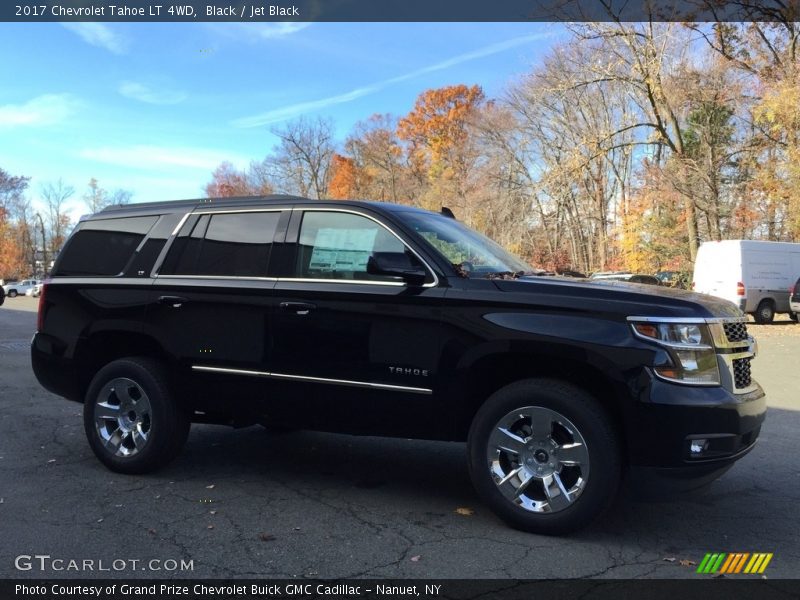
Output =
[
  {"x1": 790, "y1": 312, "x2": 798, "y2": 322},
  {"x1": 467, "y1": 379, "x2": 621, "y2": 535},
  {"x1": 83, "y1": 357, "x2": 190, "y2": 474},
  {"x1": 8, "y1": 290, "x2": 17, "y2": 298},
  {"x1": 754, "y1": 300, "x2": 775, "y2": 324}
]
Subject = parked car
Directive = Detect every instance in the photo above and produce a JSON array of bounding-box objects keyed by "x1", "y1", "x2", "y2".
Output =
[
  {"x1": 3, "y1": 278, "x2": 41, "y2": 298},
  {"x1": 32, "y1": 197, "x2": 765, "y2": 535},
  {"x1": 790, "y1": 276, "x2": 800, "y2": 322},
  {"x1": 693, "y1": 240, "x2": 800, "y2": 323},
  {"x1": 590, "y1": 272, "x2": 660, "y2": 286},
  {"x1": 0, "y1": 285, "x2": 4, "y2": 307}
]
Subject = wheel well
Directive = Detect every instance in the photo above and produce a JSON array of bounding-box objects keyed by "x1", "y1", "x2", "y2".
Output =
[
  {"x1": 454, "y1": 352, "x2": 628, "y2": 456},
  {"x1": 76, "y1": 332, "x2": 173, "y2": 400},
  {"x1": 757, "y1": 298, "x2": 775, "y2": 308}
]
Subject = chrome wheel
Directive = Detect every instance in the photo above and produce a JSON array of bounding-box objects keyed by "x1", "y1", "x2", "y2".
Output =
[
  {"x1": 486, "y1": 406, "x2": 590, "y2": 513},
  {"x1": 94, "y1": 377, "x2": 152, "y2": 457}
]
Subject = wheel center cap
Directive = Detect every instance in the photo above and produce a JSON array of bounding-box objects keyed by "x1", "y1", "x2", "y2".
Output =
[{"x1": 534, "y1": 449, "x2": 549, "y2": 463}]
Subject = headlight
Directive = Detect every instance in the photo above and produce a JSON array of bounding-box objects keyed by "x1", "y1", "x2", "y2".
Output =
[{"x1": 631, "y1": 320, "x2": 720, "y2": 385}]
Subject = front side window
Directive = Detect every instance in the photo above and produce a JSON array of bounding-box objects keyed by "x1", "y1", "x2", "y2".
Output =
[
  {"x1": 295, "y1": 211, "x2": 420, "y2": 282},
  {"x1": 160, "y1": 211, "x2": 280, "y2": 277}
]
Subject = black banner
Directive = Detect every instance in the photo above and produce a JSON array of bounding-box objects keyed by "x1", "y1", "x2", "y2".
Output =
[
  {"x1": 2, "y1": 0, "x2": 798, "y2": 22},
  {"x1": 2, "y1": 580, "x2": 800, "y2": 600}
]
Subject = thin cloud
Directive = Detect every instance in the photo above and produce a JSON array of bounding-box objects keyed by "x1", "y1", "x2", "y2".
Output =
[
  {"x1": 119, "y1": 81, "x2": 187, "y2": 105},
  {"x1": 232, "y1": 32, "x2": 553, "y2": 128},
  {"x1": 62, "y1": 23, "x2": 128, "y2": 54},
  {"x1": 79, "y1": 145, "x2": 250, "y2": 172},
  {"x1": 0, "y1": 94, "x2": 78, "y2": 128},
  {"x1": 208, "y1": 22, "x2": 311, "y2": 41}
]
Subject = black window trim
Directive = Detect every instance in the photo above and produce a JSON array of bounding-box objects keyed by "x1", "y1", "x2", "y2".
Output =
[
  {"x1": 283, "y1": 207, "x2": 439, "y2": 288},
  {"x1": 152, "y1": 208, "x2": 287, "y2": 281}
]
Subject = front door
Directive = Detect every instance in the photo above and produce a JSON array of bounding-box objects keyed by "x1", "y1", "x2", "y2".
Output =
[{"x1": 268, "y1": 209, "x2": 445, "y2": 434}]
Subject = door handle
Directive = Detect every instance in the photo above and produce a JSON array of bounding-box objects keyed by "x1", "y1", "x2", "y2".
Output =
[
  {"x1": 158, "y1": 295, "x2": 189, "y2": 308},
  {"x1": 279, "y1": 301, "x2": 316, "y2": 315}
]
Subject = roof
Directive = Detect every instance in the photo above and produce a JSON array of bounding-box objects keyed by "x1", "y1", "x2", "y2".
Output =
[{"x1": 96, "y1": 195, "x2": 433, "y2": 217}]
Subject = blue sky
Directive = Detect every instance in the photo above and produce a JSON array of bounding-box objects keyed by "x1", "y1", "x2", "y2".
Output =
[{"x1": 0, "y1": 22, "x2": 562, "y2": 219}]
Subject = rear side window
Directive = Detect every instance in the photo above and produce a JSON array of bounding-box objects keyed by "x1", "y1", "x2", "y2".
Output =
[
  {"x1": 159, "y1": 211, "x2": 280, "y2": 277},
  {"x1": 53, "y1": 216, "x2": 158, "y2": 277}
]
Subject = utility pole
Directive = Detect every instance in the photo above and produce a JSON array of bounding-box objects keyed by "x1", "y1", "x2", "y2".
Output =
[{"x1": 35, "y1": 212, "x2": 47, "y2": 277}]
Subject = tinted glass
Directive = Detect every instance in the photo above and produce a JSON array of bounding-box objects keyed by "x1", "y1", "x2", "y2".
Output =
[
  {"x1": 160, "y1": 212, "x2": 280, "y2": 277},
  {"x1": 54, "y1": 216, "x2": 158, "y2": 277},
  {"x1": 398, "y1": 212, "x2": 531, "y2": 277},
  {"x1": 295, "y1": 211, "x2": 413, "y2": 281},
  {"x1": 124, "y1": 214, "x2": 182, "y2": 277}
]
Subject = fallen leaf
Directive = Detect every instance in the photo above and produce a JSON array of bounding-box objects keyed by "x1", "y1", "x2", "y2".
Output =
[
  {"x1": 679, "y1": 560, "x2": 696, "y2": 567},
  {"x1": 663, "y1": 557, "x2": 676, "y2": 562},
  {"x1": 410, "y1": 555, "x2": 421, "y2": 562},
  {"x1": 147, "y1": 528, "x2": 157, "y2": 535},
  {"x1": 0, "y1": 498, "x2": 4, "y2": 504},
  {"x1": 47, "y1": 459, "x2": 56, "y2": 464},
  {"x1": 97, "y1": 518, "x2": 103, "y2": 523},
  {"x1": 210, "y1": 510, "x2": 217, "y2": 515},
  {"x1": 206, "y1": 484, "x2": 215, "y2": 489},
  {"x1": 455, "y1": 507, "x2": 474, "y2": 516},
  {"x1": 259, "y1": 533, "x2": 276, "y2": 542},
  {"x1": 293, "y1": 527, "x2": 301, "y2": 531},
  {"x1": 207, "y1": 525, "x2": 214, "y2": 530}
]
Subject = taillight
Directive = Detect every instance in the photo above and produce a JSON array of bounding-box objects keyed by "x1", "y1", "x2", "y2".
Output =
[
  {"x1": 37, "y1": 281, "x2": 48, "y2": 331},
  {"x1": 737, "y1": 282, "x2": 746, "y2": 296}
]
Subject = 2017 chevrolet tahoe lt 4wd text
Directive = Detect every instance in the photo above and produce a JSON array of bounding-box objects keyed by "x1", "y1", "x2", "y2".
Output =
[{"x1": 32, "y1": 197, "x2": 766, "y2": 534}]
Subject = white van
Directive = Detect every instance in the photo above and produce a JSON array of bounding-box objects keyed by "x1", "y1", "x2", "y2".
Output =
[{"x1": 693, "y1": 240, "x2": 800, "y2": 323}]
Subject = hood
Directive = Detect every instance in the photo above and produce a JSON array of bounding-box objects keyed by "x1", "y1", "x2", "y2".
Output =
[{"x1": 490, "y1": 275, "x2": 742, "y2": 320}]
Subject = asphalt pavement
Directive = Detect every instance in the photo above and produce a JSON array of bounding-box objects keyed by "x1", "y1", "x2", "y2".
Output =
[{"x1": 1, "y1": 296, "x2": 798, "y2": 579}]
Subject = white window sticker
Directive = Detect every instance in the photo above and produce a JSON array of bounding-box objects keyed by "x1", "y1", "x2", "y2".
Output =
[{"x1": 309, "y1": 228, "x2": 378, "y2": 273}]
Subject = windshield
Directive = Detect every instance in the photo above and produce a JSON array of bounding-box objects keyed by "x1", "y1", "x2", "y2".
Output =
[{"x1": 398, "y1": 211, "x2": 532, "y2": 277}]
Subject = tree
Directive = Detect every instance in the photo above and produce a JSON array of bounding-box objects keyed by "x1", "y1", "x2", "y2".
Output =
[
  {"x1": 327, "y1": 154, "x2": 360, "y2": 199},
  {"x1": 83, "y1": 178, "x2": 132, "y2": 213},
  {"x1": 0, "y1": 168, "x2": 30, "y2": 277},
  {"x1": 268, "y1": 117, "x2": 335, "y2": 199},
  {"x1": 40, "y1": 179, "x2": 75, "y2": 267},
  {"x1": 205, "y1": 162, "x2": 252, "y2": 197},
  {"x1": 397, "y1": 85, "x2": 487, "y2": 221},
  {"x1": 344, "y1": 114, "x2": 406, "y2": 203}
]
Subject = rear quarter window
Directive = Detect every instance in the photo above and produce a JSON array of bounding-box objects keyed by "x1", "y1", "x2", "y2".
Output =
[{"x1": 53, "y1": 216, "x2": 159, "y2": 277}]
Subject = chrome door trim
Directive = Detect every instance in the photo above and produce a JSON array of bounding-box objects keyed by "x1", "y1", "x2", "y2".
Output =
[{"x1": 192, "y1": 365, "x2": 433, "y2": 395}]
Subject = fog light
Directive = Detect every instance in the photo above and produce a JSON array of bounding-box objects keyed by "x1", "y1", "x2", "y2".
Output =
[{"x1": 690, "y1": 439, "x2": 709, "y2": 456}]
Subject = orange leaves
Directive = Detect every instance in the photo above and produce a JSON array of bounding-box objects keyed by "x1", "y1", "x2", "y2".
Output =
[
  {"x1": 327, "y1": 154, "x2": 360, "y2": 200},
  {"x1": 397, "y1": 84, "x2": 485, "y2": 171}
]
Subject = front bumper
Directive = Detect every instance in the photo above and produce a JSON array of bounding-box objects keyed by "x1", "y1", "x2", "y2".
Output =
[{"x1": 624, "y1": 375, "x2": 766, "y2": 476}]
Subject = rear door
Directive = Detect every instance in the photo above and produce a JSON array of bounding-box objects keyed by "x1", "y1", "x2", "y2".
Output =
[{"x1": 146, "y1": 209, "x2": 288, "y2": 393}]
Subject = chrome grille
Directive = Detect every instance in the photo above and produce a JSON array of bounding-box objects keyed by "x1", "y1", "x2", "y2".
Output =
[
  {"x1": 733, "y1": 357, "x2": 752, "y2": 389},
  {"x1": 723, "y1": 322, "x2": 749, "y2": 343}
]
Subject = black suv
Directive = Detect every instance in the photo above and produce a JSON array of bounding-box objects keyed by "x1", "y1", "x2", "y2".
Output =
[{"x1": 32, "y1": 197, "x2": 766, "y2": 534}]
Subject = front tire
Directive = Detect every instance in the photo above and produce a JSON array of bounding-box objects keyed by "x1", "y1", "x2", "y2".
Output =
[
  {"x1": 83, "y1": 357, "x2": 190, "y2": 474},
  {"x1": 8, "y1": 290, "x2": 17, "y2": 298},
  {"x1": 467, "y1": 379, "x2": 621, "y2": 535}
]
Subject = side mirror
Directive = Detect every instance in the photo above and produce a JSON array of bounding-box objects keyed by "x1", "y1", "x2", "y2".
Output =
[{"x1": 367, "y1": 252, "x2": 428, "y2": 286}]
